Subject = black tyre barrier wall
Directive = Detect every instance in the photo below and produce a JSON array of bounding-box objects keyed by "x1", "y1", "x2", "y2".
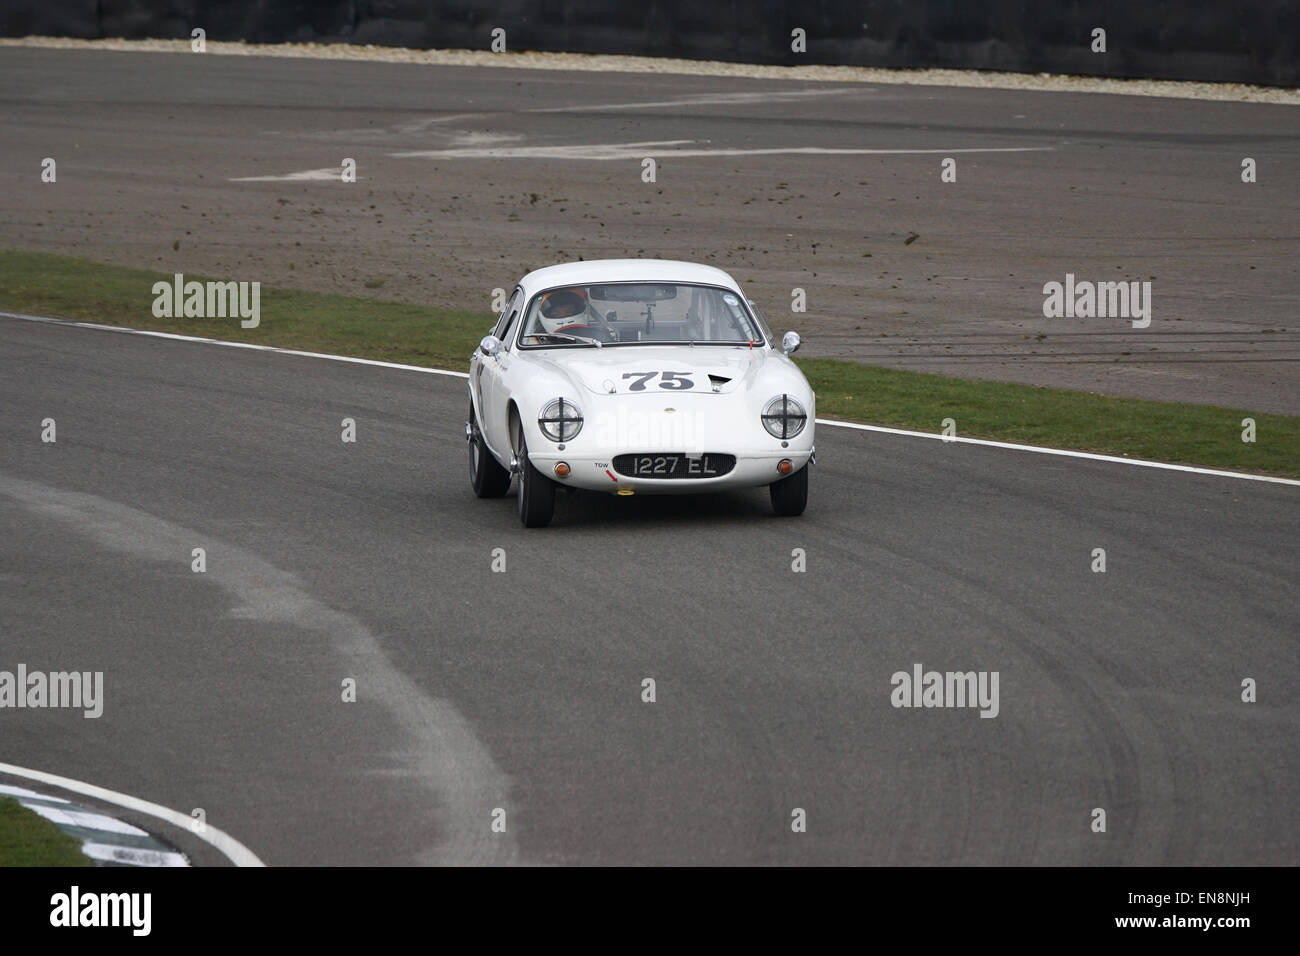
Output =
[{"x1": 1, "y1": 1, "x2": 1295, "y2": 87}]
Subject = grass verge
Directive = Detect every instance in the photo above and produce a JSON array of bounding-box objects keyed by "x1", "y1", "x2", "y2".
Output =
[
  {"x1": 2, "y1": 249, "x2": 1296, "y2": 477},
  {"x1": 0, "y1": 796, "x2": 91, "y2": 866}
]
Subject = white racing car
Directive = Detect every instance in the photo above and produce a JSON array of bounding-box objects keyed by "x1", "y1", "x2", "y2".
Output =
[{"x1": 466, "y1": 259, "x2": 816, "y2": 527}]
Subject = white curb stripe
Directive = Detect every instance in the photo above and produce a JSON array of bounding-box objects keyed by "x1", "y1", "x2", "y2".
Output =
[
  {"x1": 26, "y1": 803, "x2": 149, "y2": 836},
  {"x1": 81, "y1": 842, "x2": 190, "y2": 867},
  {"x1": 0, "y1": 761, "x2": 264, "y2": 867},
  {"x1": 0, "y1": 783, "x2": 71, "y2": 803},
  {"x1": 4, "y1": 309, "x2": 1294, "y2": 487},
  {"x1": 7, "y1": 782, "x2": 193, "y2": 866},
  {"x1": 19, "y1": 795, "x2": 192, "y2": 867}
]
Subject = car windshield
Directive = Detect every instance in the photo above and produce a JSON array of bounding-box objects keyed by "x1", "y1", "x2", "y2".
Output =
[{"x1": 517, "y1": 282, "x2": 765, "y2": 348}]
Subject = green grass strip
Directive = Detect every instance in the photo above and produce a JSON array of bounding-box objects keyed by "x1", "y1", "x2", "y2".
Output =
[
  {"x1": 0, "y1": 796, "x2": 91, "y2": 866},
  {"x1": 2, "y1": 249, "x2": 1296, "y2": 477}
]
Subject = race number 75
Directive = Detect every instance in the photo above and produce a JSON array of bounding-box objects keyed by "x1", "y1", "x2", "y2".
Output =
[{"x1": 622, "y1": 371, "x2": 694, "y2": 391}]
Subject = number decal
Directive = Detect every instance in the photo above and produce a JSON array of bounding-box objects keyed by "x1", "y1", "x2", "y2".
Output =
[{"x1": 621, "y1": 371, "x2": 695, "y2": 391}]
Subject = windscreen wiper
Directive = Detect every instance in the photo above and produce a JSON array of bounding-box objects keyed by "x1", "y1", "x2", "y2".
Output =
[{"x1": 539, "y1": 331, "x2": 602, "y2": 347}]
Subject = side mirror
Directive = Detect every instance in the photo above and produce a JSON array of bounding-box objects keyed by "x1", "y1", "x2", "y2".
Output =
[
  {"x1": 479, "y1": 335, "x2": 503, "y2": 357},
  {"x1": 781, "y1": 331, "x2": 801, "y2": 356}
]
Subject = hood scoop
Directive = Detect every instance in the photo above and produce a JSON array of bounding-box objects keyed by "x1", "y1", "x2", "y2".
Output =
[{"x1": 707, "y1": 374, "x2": 732, "y2": 393}]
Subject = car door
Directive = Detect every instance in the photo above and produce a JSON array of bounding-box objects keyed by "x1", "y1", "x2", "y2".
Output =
[
  {"x1": 473, "y1": 288, "x2": 516, "y2": 448},
  {"x1": 478, "y1": 288, "x2": 523, "y2": 456}
]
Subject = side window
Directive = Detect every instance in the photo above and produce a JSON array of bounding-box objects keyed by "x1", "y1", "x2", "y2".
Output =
[
  {"x1": 493, "y1": 289, "x2": 522, "y2": 340},
  {"x1": 747, "y1": 298, "x2": 772, "y2": 342},
  {"x1": 498, "y1": 306, "x2": 521, "y2": 348}
]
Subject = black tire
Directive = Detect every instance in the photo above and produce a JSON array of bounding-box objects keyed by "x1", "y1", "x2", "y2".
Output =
[
  {"x1": 469, "y1": 398, "x2": 511, "y2": 498},
  {"x1": 512, "y1": 417, "x2": 556, "y2": 528},
  {"x1": 769, "y1": 464, "x2": 809, "y2": 517}
]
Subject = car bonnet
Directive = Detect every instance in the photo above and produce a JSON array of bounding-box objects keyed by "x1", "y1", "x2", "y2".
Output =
[{"x1": 530, "y1": 344, "x2": 769, "y2": 396}]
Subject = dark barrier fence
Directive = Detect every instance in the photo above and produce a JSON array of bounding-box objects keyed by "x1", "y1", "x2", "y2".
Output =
[{"x1": 2, "y1": 1, "x2": 1295, "y2": 87}]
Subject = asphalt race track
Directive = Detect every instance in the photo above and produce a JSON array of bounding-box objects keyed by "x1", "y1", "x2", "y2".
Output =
[
  {"x1": 1, "y1": 45, "x2": 1297, "y2": 867},
  {"x1": 1, "y1": 47, "x2": 1298, "y2": 413},
  {"x1": 2, "y1": 316, "x2": 1296, "y2": 865}
]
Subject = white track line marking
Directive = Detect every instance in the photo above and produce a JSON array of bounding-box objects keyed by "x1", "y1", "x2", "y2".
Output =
[
  {"x1": 818, "y1": 419, "x2": 1300, "y2": 486},
  {"x1": 0, "y1": 761, "x2": 264, "y2": 866},
  {"x1": 1, "y1": 311, "x2": 466, "y2": 379},
  {"x1": 233, "y1": 129, "x2": 524, "y2": 181},
  {"x1": 4, "y1": 309, "x2": 1294, "y2": 487}
]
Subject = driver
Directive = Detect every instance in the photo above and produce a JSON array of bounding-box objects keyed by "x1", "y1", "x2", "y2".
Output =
[
  {"x1": 539, "y1": 289, "x2": 588, "y2": 328},
  {"x1": 538, "y1": 288, "x2": 611, "y2": 339}
]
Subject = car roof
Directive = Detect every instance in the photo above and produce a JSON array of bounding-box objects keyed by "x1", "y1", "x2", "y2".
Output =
[{"x1": 517, "y1": 259, "x2": 741, "y2": 298}]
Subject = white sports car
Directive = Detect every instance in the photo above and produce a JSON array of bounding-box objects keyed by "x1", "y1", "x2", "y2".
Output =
[{"x1": 466, "y1": 259, "x2": 816, "y2": 527}]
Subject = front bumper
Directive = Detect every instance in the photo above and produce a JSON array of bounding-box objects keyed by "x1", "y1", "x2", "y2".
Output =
[{"x1": 526, "y1": 448, "x2": 814, "y2": 494}]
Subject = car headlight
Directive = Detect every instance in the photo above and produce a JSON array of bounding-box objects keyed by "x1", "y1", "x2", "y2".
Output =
[
  {"x1": 539, "y1": 398, "x2": 583, "y2": 441},
  {"x1": 761, "y1": 394, "x2": 807, "y2": 439}
]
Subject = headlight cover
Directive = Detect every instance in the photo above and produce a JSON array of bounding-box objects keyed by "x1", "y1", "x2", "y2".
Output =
[
  {"x1": 539, "y1": 397, "x2": 583, "y2": 441},
  {"x1": 761, "y1": 394, "x2": 807, "y2": 440}
]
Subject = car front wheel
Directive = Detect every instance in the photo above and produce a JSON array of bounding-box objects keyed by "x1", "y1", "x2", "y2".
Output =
[
  {"x1": 512, "y1": 417, "x2": 556, "y2": 528},
  {"x1": 769, "y1": 464, "x2": 808, "y2": 517},
  {"x1": 469, "y1": 398, "x2": 512, "y2": 498}
]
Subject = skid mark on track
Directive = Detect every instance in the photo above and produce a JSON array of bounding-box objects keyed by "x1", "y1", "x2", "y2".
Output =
[
  {"x1": 526, "y1": 88, "x2": 858, "y2": 112},
  {"x1": 390, "y1": 142, "x2": 1053, "y2": 161},
  {"x1": 0, "y1": 473, "x2": 519, "y2": 866}
]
